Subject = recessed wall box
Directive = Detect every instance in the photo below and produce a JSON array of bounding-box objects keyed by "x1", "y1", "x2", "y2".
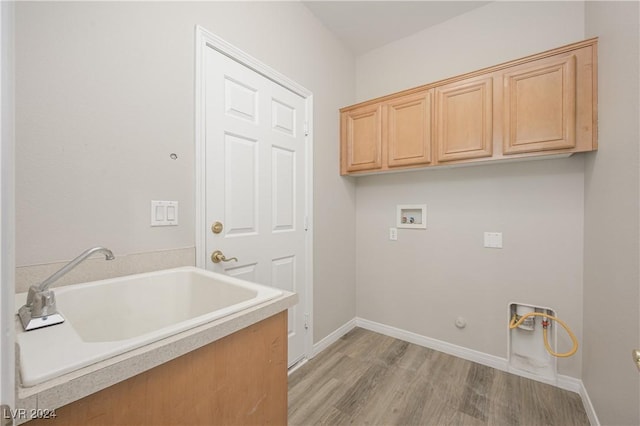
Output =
[{"x1": 397, "y1": 204, "x2": 427, "y2": 229}]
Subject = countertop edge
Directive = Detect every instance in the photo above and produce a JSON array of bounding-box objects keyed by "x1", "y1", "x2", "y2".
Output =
[{"x1": 15, "y1": 291, "x2": 297, "y2": 419}]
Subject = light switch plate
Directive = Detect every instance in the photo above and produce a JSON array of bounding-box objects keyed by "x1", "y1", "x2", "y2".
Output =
[
  {"x1": 389, "y1": 227, "x2": 398, "y2": 241},
  {"x1": 151, "y1": 201, "x2": 178, "y2": 226},
  {"x1": 484, "y1": 232, "x2": 502, "y2": 248}
]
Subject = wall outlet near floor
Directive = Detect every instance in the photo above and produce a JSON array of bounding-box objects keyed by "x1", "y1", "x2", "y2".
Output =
[
  {"x1": 389, "y1": 227, "x2": 398, "y2": 241},
  {"x1": 484, "y1": 232, "x2": 502, "y2": 248}
]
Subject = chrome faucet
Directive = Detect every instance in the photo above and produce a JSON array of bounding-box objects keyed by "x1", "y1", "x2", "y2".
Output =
[{"x1": 18, "y1": 246, "x2": 115, "y2": 331}]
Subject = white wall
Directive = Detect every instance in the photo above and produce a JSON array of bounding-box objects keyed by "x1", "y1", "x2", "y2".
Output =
[
  {"x1": 354, "y1": 1, "x2": 586, "y2": 378},
  {"x1": 356, "y1": 1, "x2": 586, "y2": 102},
  {"x1": 584, "y1": 2, "x2": 640, "y2": 425},
  {"x1": 14, "y1": 2, "x2": 357, "y2": 344}
]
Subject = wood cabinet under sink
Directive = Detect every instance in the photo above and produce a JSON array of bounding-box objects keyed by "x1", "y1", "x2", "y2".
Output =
[{"x1": 25, "y1": 312, "x2": 288, "y2": 426}]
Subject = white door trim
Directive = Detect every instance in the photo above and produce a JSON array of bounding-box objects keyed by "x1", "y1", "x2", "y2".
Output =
[
  {"x1": 194, "y1": 26, "x2": 314, "y2": 361},
  {"x1": 0, "y1": 0, "x2": 16, "y2": 411}
]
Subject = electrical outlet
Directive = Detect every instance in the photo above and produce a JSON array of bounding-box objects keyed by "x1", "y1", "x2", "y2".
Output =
[{"x1": 389, "y1": 227, "x2": 398, "y2": 241}]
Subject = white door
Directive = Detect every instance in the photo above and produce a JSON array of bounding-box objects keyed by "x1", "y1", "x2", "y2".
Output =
[{"x1": 203, "y1": 44, "x2": 309, "y2": 366}]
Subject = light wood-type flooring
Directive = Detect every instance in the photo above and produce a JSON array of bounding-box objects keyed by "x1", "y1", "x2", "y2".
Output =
[{"x1": 288, "y1": 328, "x2": 589, "y2": 426}]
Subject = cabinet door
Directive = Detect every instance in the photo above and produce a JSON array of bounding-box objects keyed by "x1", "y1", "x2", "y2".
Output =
[
  {"x1": 436, "y1": 77, "x2": 493, "y2": 162},
  {"x1": 503, "y1": 55, "x2": 576, "y2": 154},
  {"x1": 386, "y1": 91, "x2": 433, "y2": 168},
  {"x1": 341, "y1": 104, "x2": 382, "y2": 173}
]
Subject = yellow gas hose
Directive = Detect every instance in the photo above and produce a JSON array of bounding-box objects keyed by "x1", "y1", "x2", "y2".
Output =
[{"x1": 509, "y1": 312, "x2": 578, "y2": 358}]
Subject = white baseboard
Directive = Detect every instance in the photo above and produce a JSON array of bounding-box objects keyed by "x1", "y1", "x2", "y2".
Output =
[
  {"x1": 310, "y1": 317, "x2": 599, "y2": 426},
  {"x1": 311, "y1": 318, "x2": 357, "y2": 357},
  {"x1": 578, "y1": 381, "x2": 601, "y2": 426},
  {"x1": 287, "y1": 358, "x2": 308, "y2": 376},
  {"x1": 356, "y1": 317, "x2": 508, "y2": 371},
  {"x1": 555, "y1": 374, "x2": 582, "y2": 394}
]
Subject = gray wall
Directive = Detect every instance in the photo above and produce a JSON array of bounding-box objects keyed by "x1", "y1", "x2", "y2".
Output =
[
  {"x1": 354, "y1": 1, "x2": 587, "y2": 378},
  {"x1": 355, "y1": 2, "x2": 586, "y2": 101},
  {"x1": 14, "y1": 1, "x2": 357, "y2": 344},
  {"x1": 584, "y1": 2, "x2": 640, "y2": 425}
]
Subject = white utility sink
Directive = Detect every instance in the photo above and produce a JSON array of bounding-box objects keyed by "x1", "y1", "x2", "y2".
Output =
[{"x1": 15, "y1": 267, "x2": 282, "y2": 387}]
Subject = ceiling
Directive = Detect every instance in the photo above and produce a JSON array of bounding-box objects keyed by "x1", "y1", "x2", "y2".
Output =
[{"x1": 303, "y1": 1, "x2": 491, "y2": 55}]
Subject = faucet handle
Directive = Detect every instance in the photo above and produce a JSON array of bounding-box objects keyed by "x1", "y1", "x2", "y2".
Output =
[{"x1": 31, "y1": 290, "x2": 58, "y2": 318}]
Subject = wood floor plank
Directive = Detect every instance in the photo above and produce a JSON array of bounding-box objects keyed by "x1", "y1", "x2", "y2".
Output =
[
  {"x1": 424, "y1": 351, "x2": 472, "y2": 411},
  {"x1": 385, "y1": 367, "x2": 436, "y2": 425},
  {"x1": 288, "y1": 328, "x2": 589, "y2": 426},
  {"x1": 288, "y1": 377, "x2": 346, "y2": 425},
  {"x1": 360, "y1": 366, "x2": 415, "y2": 424},
  {"x1": 486, "y1": 369, "x2": 522, "y2": 426},
  {"x1": 459, "y1": 363, "x2": 494, "y2": 422},
  {"x1": 334, "y1": 363, "x2": 390, "y2": 416},
  {"x1": 288, "y1": 351, "x2": 347, "y2": 404}
]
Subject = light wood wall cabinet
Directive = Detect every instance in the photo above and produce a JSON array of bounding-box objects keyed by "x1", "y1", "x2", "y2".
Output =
[
  {"x1": 341, "y1": 103, "x2": 383, "y2": 172},
  {"x1": 436, "y1": 76, "x2": 493, "y2": 163},
  {"x1": 341, "y1": 91, "x2": 433, "y2": 172},
  {"x1": 340, "y1": 38, "x2": 597, "y2": 175},
  {"x1": 386, "y1": 90, "x2": 433, "y2": 168},
  {"x1": 503, "y1": 54, "x2": 577, "y2": 154}
]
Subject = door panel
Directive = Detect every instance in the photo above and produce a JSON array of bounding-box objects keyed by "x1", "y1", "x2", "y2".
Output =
[
  {"x1": 224, "y1": 263, "x2": 258, "y2": 282},
  {"x1": 272, "y1": 146, "x2": 295, "y2": 232},
  {"x1": 341, "y1": 104, "x2": 382, "y2": 172},
  {"x1": 224, "y1": 133, "x2": 258, "y2": 236},
  {"x1": 205, "y1": 47, "x2": 307, "y2": 366},
  {"x1": 272, "y1": 99, "x2": 296, "y2": 135},
  {"x1": 387, "y1": 90, "x2": 433, "y2": 167},
  {"x1": 224, "y1": 77, "x2": 258, "y2": 123},
  {"x1": 436, "y1": 77, "x2": 493, "y2": 162},
  {"x1": 272, "y1": 255, "x2": 297, "y2": 340},
  {"x1": 503, "y1": 55, "x2": 576, "y2": 154}
]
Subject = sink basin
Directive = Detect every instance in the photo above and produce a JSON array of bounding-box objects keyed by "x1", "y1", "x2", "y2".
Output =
[
  {"x1": 15, "y1": 267, "x2": 283, "y2": 387},
  {"x1": 59, "y1": 269, "x2": 260, "y2": 342}
]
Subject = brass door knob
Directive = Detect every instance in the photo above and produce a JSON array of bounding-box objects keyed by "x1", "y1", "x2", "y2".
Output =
[
  {"x1": 211, "y1": 250, "x2": 238, "y2": 264},
  {"x1": 211, "y1": 221, "x2": 223, "y2": 234},
  {"x1": 633, "y1": 349, "x2": 640, "y2": 372}
]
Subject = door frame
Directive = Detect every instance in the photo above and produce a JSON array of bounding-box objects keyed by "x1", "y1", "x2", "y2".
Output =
[
  {"x1": 0, "y1": 0, "x2": 15, "y2": 412},
  {"x1": 194, "y1": 26, "x2": 314, "y2": 362}
]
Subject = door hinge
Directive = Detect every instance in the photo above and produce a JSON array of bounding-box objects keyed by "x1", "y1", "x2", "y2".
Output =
[
  {"x1": 1, "y1": 405, "x2": 14, "y2": 426},
  {"x1": 304, "y1": 313, "x2": 310, "y2": 330},
  {"x1": 304, "y1": 121, "x2": 309, "y2": 137}
]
